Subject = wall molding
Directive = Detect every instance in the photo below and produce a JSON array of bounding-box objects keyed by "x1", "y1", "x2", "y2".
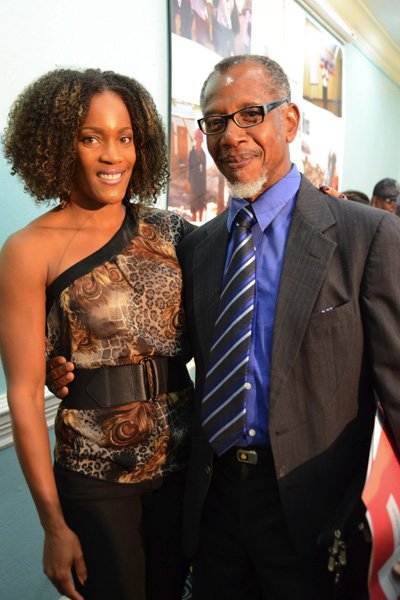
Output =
[
  {"x1": 0, "y1": 390, "x2": 59, "y2": 450},
  {"x1": 297, "y1": 0, "x2": 400, "y2": 86}
]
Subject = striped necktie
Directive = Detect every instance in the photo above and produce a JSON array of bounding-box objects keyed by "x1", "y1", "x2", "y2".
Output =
[{"x1": 201, "y1": 204, "x2": 257, "y2": 456}]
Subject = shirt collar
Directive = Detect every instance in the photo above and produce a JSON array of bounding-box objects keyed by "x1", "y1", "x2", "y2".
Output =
[{"x1": 227, "y1": 163, "x2": 301, "y2": 232}]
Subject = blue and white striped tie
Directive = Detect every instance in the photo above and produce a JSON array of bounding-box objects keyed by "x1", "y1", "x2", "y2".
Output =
[{"x1": 201, "y1": 204, "x2": 256, "y2": 456}]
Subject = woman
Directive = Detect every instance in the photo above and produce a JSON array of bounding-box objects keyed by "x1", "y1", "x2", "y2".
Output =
[{"x1": 0, "y1": 68, "x2": 193, "y2": 600}]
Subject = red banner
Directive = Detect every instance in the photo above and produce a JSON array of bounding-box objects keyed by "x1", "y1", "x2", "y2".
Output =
[{"x1": 362, "y1": 409, "x2": 400, "y2": 599}]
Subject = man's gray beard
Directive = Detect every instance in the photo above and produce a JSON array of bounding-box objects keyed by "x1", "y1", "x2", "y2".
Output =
[{"x1": 227, "y1": 174, "x2": 268, "y2": 200}]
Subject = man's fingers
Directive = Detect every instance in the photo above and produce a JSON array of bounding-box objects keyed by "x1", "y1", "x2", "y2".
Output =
[
  {"x1": 46, "y1": 356, "x2": 67, "y2": 373},
  {"x1": 46, "y1": 361, "x2": 75, "y2": 378},
  {"x1": 45, "y1": 376, "x2": 73, "y2": 397},
  {"x1": 53, "y1": 386, "x2": 70, "y2": 399},
  {"x1": 51, "y1": 366, "x2": 75, "y2": 384},
  {"x1": 45, "y1": 358, "x2": 75, "y2": 398}
]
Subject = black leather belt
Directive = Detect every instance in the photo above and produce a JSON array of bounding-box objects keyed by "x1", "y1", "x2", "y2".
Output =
[{"x1": 62, "y1": 356, "x2": 192, "y2": 409}]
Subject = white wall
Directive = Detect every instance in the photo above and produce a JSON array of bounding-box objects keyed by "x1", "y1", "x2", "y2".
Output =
[
  {"x1": 342, "y1": 43, "x2": 400, "y2": 195},
  {"x1": 0, "y1": 0, "x2": 170, "y2": 393},
  {"x1": 0, "y1": 0, "x2": 169, "y2": 131},
  {"x1": 0, "y1": 3, "x2": 169, "y2": 598}
]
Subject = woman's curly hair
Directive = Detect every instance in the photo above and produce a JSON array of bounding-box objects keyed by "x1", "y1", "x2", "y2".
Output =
[{"x1": 2, "y1": 68, "x2": 169, "y2": 205}]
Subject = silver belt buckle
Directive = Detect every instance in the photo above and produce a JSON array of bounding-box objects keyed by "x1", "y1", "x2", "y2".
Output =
[{"x1": 236, "y1": 449, "x2": 258, "y2": 465}]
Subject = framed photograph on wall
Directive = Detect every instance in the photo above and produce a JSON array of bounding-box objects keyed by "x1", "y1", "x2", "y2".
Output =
[
  {"x1": 167, "y1": 0, "x2": 344, "y2": 223},
  {"x1": 300, "y1": 17, "x2": 344, "y2": 189},
  {"x1": 168, "y1": 0, "x2": 253, "y2": 224}
]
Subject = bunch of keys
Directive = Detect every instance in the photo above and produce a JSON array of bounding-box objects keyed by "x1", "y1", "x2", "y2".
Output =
[{"x1": 327, "y1": 529, "x2": 347, "y2": 583}]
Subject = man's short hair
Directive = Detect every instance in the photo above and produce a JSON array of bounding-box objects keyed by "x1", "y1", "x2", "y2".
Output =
[
  {"x1": 372, "y1": 178, "x2": 400, "y2": 203},
  {"x1": 200, "y1": 54, "x2": 291, "y2": 111},
  {"x1": 342, "y1": 190, "x2": 370, "y2": 205}
]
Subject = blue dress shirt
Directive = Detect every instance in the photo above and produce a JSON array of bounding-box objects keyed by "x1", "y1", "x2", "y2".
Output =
[{"x1": 226, "y1": 164, "x2": 301, "y2": 446}]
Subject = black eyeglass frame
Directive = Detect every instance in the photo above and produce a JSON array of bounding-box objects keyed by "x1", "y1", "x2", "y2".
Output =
[
  {"x1": 378, "y1": 196, "x2": 399, "y2": 204},
  {"x1": 197, "y1": 97, "x2": 289, "y2": 135}
]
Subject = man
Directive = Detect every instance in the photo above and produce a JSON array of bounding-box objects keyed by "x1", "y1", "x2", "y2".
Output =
[
  {"x1": 48, "y1": 55, "x2": 400, "y2": 599},
  {"x1": 177, "y1": 55, "x2": 400, "y2": 599},
  {"x1": 371, "y1": 177, "x2": 400, "y2": 213}
]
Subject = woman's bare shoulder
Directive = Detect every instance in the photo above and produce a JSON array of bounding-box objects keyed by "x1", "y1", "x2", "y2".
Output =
[
  {"x1": 4, "y1": 207, "x2": 66, "y2": 247},
  {"x1": 26, "y1": 206, "x2": 67, "y2": 232},
  {"x1": 0, "y1": 208, "x2": 66, "y2": 276}
]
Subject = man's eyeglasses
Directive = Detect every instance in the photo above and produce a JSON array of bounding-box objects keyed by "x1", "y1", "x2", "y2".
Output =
[
  {"x1": 197, "y1": 98, "x2": 289, "y2": 136},
  {"x1": 380, "y1": 196, "x2": 399, "y2": 205}
]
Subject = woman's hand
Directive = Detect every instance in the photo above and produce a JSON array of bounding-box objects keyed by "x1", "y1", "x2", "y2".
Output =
[
  {"x1": 43, "y1": 525, "x2": 87, "y2": 600},
  {"x1": 318, "y1": 184, "x2": 347, "y2": 199}
]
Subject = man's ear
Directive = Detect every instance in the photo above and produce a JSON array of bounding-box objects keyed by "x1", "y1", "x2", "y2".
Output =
[{"x1": 284, "y1": 103, "x2": 300, "y2": 143}]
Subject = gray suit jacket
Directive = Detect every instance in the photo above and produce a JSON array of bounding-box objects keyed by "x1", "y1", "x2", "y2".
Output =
[{"x1": 177, "y1": 175, "x2": 400, "y2": 584}]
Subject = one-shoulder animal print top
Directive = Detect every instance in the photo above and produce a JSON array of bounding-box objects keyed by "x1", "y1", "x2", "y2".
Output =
[{"x1": 46, "y1": 205, "x2": 194, "y2": 486}]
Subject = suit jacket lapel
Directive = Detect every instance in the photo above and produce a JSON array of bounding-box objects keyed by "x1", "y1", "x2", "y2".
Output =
[
  {"x1": 269, "y1": 177, "x2": 337, "y2": 410},
  {"x1": 193, "y1": 210, "x2": 229, "y2": 362}
]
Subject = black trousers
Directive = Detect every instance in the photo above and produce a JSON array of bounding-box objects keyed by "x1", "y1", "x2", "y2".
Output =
[
  {"x1": 191, "y1": 447, "x2": 371, "y2": 600},
  {"x1": 191, "y1": 447, "x2": 321, "y2": 600},
  {"x1": 56, "y1": 466, "x2": 189, "y2": 600}
]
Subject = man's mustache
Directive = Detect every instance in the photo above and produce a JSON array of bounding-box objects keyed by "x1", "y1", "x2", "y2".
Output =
[{"x1": 218, "y1": 150, "x2": 261, "y2": 163}]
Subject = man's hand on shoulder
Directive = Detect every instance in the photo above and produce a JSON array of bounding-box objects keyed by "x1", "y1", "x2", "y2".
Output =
[{"x1": 46, "y1": 356, "x2": 75, "y2": 398}]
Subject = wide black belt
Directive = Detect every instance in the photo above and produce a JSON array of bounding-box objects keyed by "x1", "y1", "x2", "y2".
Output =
[{"x1": 62, "y1": 356, "x2": 192, "y2": 409}]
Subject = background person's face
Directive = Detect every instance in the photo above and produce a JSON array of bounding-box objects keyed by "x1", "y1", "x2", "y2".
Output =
[
  {"x1": 202, "y1": 62, "x2": 299, "y2": 200},
  {"x1": 371, "y1": 196, "x2": 397, "y2": 213}
]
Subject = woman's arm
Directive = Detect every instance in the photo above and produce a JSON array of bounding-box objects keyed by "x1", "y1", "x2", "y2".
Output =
[{"x1": 0, "y1": 231, "x2": 86, "y2": 600}]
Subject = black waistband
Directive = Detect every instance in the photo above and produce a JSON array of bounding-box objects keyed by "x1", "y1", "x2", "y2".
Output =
[{"x1": 62, "y1": 356, "x2": 192, "y2": 410}]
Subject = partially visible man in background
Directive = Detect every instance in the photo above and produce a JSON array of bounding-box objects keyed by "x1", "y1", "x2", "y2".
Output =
[{"x1": 371, "y1": 177, "x2": 400, "y2": 213}]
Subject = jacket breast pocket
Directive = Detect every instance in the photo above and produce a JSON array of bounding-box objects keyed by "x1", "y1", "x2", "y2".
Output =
[
  {"x1": 300, "y1": 300, "x2": 363, "y2": 404},
  {"x1": 311, "y1": 300, "x2": 355, "y2": 323}
]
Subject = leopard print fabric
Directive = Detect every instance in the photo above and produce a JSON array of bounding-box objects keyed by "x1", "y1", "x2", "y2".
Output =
[
  {"x1": 46, "y1": 205, "x2": 194, "y2": 485},
  {"x1": 47, "y1": 205, "x2": 191, "y2": 367}
]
